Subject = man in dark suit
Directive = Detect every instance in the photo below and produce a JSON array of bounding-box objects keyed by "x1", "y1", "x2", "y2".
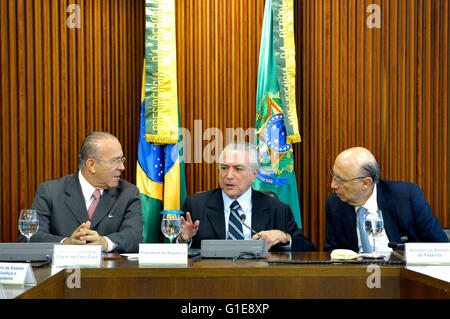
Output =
[
  {"x1": 178, "y1": 142, "x2": 315, "y2": 252},
  {"x1": 20, "y1": 132, "x2": 143, "y2": 253},
  {"x1": 324, "y1": 147, "x2": 448, "y2": 252}
]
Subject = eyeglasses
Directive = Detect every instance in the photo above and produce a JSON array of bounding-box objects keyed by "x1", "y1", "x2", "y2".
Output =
[
  {"x1": 94, "y1": 156, "x2": 126, "y2": 165},
  {"x1": 329, "y1": 169, "x2": 367, "y2": 185}
]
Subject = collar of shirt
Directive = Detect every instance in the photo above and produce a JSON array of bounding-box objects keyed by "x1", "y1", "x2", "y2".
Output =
[
  {"x1": 354, "y1": 184, "x2": 378, "y2": 214},
  {"x1": 221, "y1": 187, "x2": 253, "y2": 239},
  {"x1": 354, "y1": 184, "x2": 392, "y2": 253},
  {"x1": 78, "y1": 171, "x2": 104, "y2": 210}
]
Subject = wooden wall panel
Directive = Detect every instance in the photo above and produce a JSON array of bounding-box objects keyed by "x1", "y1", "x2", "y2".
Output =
[
  {"x1": 0, "y1": 0, "x2": 144, "y2": 242},
  {"x1": 1, "y1": 0, "x2": 448, "y2": 251},
  {"x1": 297, "y1": 0, "x2": 449, "y2": 249},
  {"x1": 175, "y1": 0, "x2": 265, "y2": 193}
]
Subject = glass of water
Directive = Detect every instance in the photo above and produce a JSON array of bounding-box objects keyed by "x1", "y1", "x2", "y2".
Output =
[
  {"x1": 19, "y1": 209, "x2": 39, "y2": 243},
  {"x1": 364, "y1": 209, "x2": 384, "y2": 257},
  {"x1": 160, "y1": 210, "x2": 182, "y2": 244}
]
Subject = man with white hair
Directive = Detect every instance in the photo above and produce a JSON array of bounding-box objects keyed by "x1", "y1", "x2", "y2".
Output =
[
  {"x1": 325, "y1": 147, "x2": 448, "y2": 252},
  {"x1": 178, "y1": 141, "x2": 315, "y2": 252}
]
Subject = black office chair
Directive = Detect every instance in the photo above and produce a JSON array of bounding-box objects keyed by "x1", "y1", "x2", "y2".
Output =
[
  {"x1": 443, "y1": 228, "x2": 450, "y2": 241},
  {"x1": 259, "y1": 190, "x2": 279, "y2": 199}
]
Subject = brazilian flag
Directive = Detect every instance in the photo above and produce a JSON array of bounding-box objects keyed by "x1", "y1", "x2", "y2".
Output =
[
  {"x1": 253, "y1": 0, "x2": 302, "y2": 228},
  {"x1": 137, "y1": 0, "x2": 187, "y2": 243}
]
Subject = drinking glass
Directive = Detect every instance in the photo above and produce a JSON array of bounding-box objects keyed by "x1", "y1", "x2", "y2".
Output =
[
  {"x1": 364, "y1": 209, "x2": 384, "y2": 258},
  {"x1": 160, "y1": 210, "x2": 182, "y2": 244},
  {"x1": 19, "y1": 209, "x2": 39, "y2": 243}
]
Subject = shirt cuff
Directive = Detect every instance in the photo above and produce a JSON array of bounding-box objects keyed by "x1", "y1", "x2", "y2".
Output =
[
  {"x1": 176, "y1": 237, "x2": 192, "y2": 248},
  {"x1": 104, "y1": 236, "x2": 117, "y2": 252},
  {"x1": 279, "y1": 233, "x2": 292, "y2": 251}
]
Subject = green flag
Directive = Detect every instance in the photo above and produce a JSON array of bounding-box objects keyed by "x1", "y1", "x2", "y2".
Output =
[{"x1": 253, "y1": 0, "x2": 302, "y2": 228}]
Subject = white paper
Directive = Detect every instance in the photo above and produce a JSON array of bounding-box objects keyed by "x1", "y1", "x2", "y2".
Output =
[
  {"x1": 405, "y1": 243, "x2": 450, "y2": 265},
  {"x1": 139, "y1": 243, "x2": 187, "y2": 265},
  {"x1": 0, "y1": 262, "x2": 36, "y2": 285},
  {"x1": 0, "y1": 284, "x2": 5, "y2": 299},
  {"x1": 52, "y1": 245, "x2": 102, "y2": 267},
  {"x1": 120, "y1": 253, "x2": 139, "y2": 260}
]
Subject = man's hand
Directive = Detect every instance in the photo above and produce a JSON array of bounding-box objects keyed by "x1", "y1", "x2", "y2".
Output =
[
  {"x1": 252, "y1": 230, "x2": 290, "y2": 249},
  {"x1": 63, "y1": 221, "x2": 91, "y2": 245},
  {"x1": 178, "y1": 212, "x2": 200, "y2": 243},
  {"x1": 81, "y1": 229, "x2": 108, "y2": 251},
  {"x1": 63, "y1": 221, "x2": 108, "y2": 251}
]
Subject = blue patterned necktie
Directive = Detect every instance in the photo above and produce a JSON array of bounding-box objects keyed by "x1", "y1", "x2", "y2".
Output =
[
  {"x1": 357, "y1": 206, "x2": 373, "y2": 253},
  {"x1": 227, "y1": 200, "x2": 244, "y2": 240}
]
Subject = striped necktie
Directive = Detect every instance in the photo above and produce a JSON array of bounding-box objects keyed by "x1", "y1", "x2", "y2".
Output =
[{"x1": 227, "y1": 200, "x2": 244, "y2": 240}]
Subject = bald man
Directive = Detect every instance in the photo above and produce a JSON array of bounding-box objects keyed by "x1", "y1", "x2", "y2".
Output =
[
  {"x1": 20, "y1": 132, "x2": 143, "y2": 253},
  {"x1": 324, "y1": 147, "x2": 448, "y2": 252}
]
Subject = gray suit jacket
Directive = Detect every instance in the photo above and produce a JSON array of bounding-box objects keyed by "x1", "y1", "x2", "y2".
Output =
[{"x1": 20, "y1": 173, "x2": 143, "y2": 253}]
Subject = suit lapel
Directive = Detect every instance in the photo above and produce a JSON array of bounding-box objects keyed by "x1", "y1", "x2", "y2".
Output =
[
  {"x1": 205, "y1": 189, "x2": 226, "y2": 239},
  {"x1": 251, "y1": 190, "x2": 270, "y2": 232},
  {"x1": 90, "y1": 187, "x2": 118, "y2": 228},
  {"x1": 64, "y1": 174, "x2": 89, "y2": 225},
  {"x1": 377, "y1": 181, "x2": 401, "y2": 242},
  {"x1": 340, "y1": 203, "x2": 358, "y2": 251}
]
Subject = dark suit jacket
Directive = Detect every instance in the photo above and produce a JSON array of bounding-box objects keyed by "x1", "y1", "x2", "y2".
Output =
[
  {"x1": 324, "y1": 179, "x2": 449, "y2": 251},
  {"x1": 20, "y1": 173, "x2": 143, "y2": 253},
  {"x1": 182, "y1": 188, "x2": 316, "y2": 251}
]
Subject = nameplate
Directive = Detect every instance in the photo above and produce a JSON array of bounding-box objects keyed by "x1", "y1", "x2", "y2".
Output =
[
  {"x1": 139, "y1": 243, "x2": 187, "y2": 266},
  {"x1": 0, "y1": 284, "x2": 5, "y2": 299},
  {"x1": 52, "y1": 245, "x2": 102, "y2": 267},
  {"x1": 405, "y1": 243, "x2": 450, "y2": 265},
  {"x1": 0, "y1": 262, "x2": 36, "y2": 285}
]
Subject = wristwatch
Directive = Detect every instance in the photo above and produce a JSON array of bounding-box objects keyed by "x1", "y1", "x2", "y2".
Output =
[{"x1": 281, "y1": 232, "x2": 291, "y2": 246}]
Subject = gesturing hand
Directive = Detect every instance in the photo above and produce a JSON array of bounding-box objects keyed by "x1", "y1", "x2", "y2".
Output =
[{"x1": 178, "y1": 212, "x2": 200, "y2": 243}]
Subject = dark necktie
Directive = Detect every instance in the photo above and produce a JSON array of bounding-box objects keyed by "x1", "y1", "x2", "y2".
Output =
[{"x1": 227, "y1": 200, "x2": 244, "y2": 240}]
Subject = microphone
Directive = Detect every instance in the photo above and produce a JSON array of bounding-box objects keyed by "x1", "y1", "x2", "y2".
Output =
[
  {"x1": 239, "y1": 214, "x2": 262, "y2": 239},
  {"x1": 388, "y1": 242, "x2": 404, "y2": 249},
  {"x1": 388, "y1": 235, "x2": 409, "y2": 250}
]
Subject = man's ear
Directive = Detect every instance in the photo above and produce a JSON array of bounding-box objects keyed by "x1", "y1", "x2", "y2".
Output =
[
  {"x1": 361, "y1": 177, "x2": 373, "y2": 190},
  {"x1": 85, "y1": 158, "x2": 96, "y2": 173},
  {"x1": 252, "y1": 168, "x2": 258, "y2": 180}
]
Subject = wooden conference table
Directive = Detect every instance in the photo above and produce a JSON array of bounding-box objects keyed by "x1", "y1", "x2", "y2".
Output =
[{"x1": 5, "y1": 252, "x2": 450, "y2": 299}]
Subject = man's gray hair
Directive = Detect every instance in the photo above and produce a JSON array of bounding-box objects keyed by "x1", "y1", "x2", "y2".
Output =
[
  {"x1": 78, "y1": 131, "x2": 118, "y2": 169},
  {"x1": 218, "y1": 142, "x2": 260, "y2": 172},
  {"x1": 361, "y1": 159, "x2": 381, "y2": 184}
]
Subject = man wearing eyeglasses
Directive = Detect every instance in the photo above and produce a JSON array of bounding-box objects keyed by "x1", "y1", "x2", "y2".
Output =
[
  {"x1": 20, "y1": 131, "x2": 143, "y2": 253},
  {"x1": 324, "y1": 147, "x2": 448, "y2": 253}
]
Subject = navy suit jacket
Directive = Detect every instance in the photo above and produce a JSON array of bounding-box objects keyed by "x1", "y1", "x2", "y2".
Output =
[
  {"x1": 324, "y1": 179, "x2": 449, "y2": 251},
  {"x1": 182, "y1": 188, "x2": 316, "y2": 252}
]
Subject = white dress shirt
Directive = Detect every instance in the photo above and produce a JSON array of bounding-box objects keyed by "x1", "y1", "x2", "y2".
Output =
[
  {"x1": 354, "y1": 184, "x2": 392, "y2": 254},
  {"x1": 222, "y1": 187, "x2": 253, "y2": 240}
]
